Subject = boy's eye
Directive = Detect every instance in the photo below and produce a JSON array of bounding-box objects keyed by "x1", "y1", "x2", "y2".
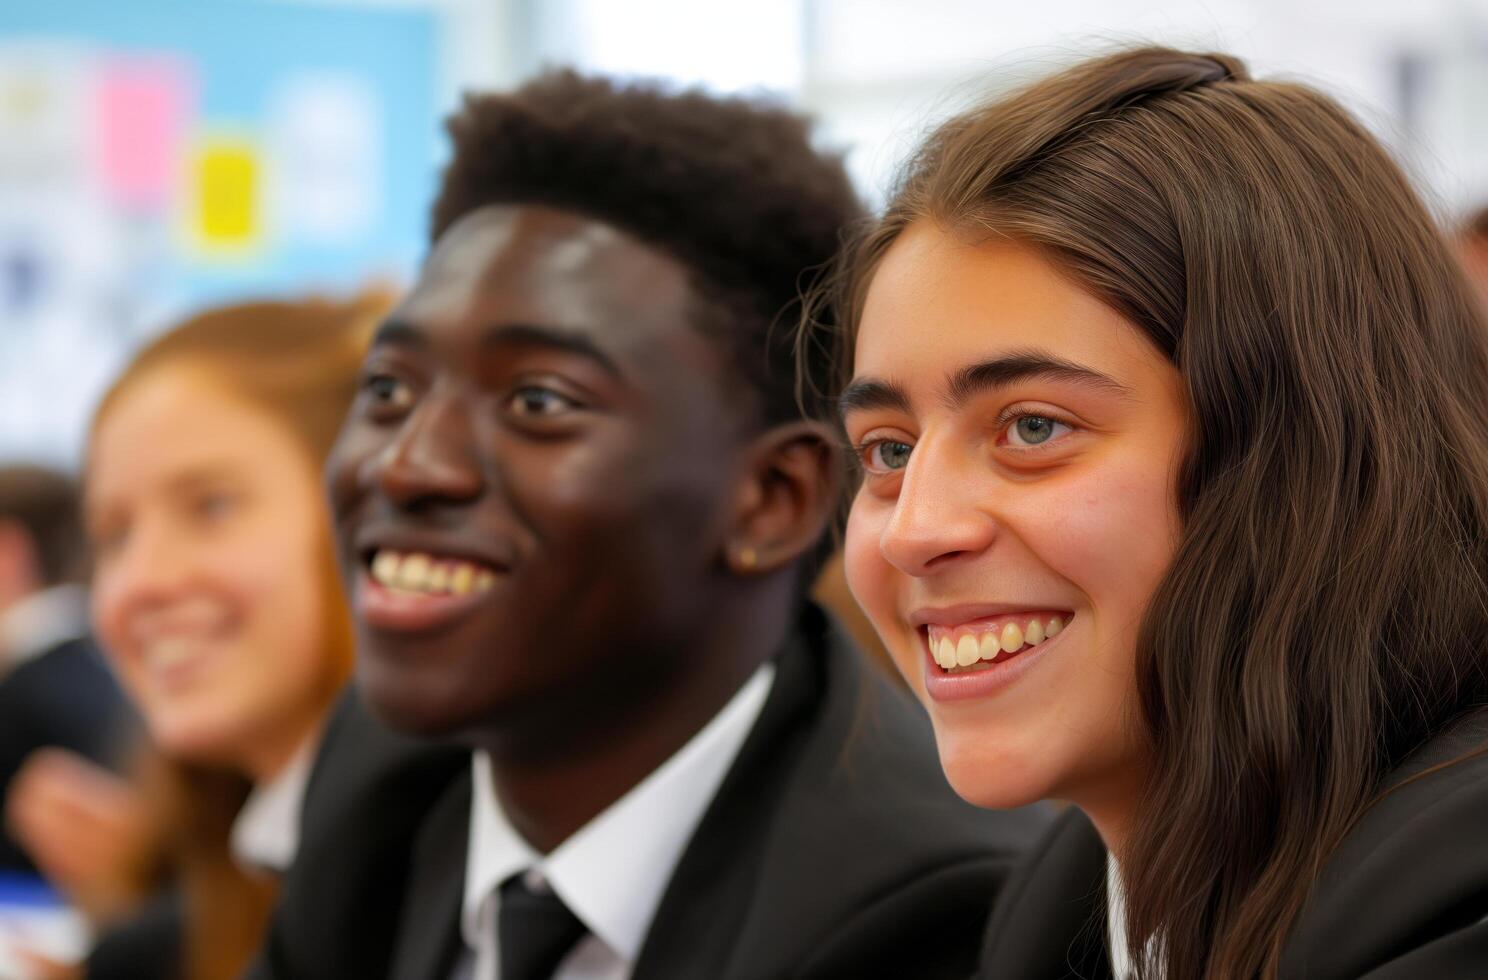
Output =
[
  {"x1": 507, "y1": 386, "x2": 576, "y2": 417},
  {"x1": 365, "y1": 373, "x2": 414, "y2": 410}
]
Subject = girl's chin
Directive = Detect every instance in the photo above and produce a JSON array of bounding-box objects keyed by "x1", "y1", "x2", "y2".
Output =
[
  {"x1": 151, "y1": 718, "x2": 252, "y2": 770},
  {"x1": 932, "y1": 729, "x2": 1065, "y2": 810},
  {"x1": 945, "y1": 776, "x2": 1050, "y2": 811}
]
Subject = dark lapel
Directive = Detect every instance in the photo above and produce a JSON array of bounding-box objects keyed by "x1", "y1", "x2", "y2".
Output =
[
  {"x1": 1278, "y1": 708, "x2": 1488, "y2": 978},
  {"x1": 385, "y1": 605, "x2": 1044, "y2": 980},
  {"x1": 630, "y1": 616, "x2": 822, "y2": 979},
  {"x1": 978, "y1": 808, "x2": 1113, "y2": 980},
  {"x1": 636, "y1": 604, "x2": 1048, "y2": 980},
  {"x1": 391, "y1": 770, "x2": 473, "y2": 980}
]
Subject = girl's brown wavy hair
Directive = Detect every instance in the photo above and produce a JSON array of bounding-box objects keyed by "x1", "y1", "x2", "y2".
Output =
[{"x1": 804, "y1": 47, "x2": 1488, "y2": 978}]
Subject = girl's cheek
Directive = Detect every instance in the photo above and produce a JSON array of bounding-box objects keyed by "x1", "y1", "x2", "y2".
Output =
[
  {"x1": 1013, "y1": 462, "x2": 1177, "y2": 618},
  {"x1": 843, "y1": 502, "x2": 888, "y2": 609},
  {"x1": 90, "y1": 576, "x2": 127, "y2": 665}
]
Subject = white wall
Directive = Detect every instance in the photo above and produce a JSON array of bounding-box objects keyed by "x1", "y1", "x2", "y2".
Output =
[{"x1": 490, "y1": 0, "x2": 1488, "y2": 216}]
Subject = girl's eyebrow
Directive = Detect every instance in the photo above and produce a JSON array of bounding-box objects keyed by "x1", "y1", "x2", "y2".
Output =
[
  {"x1": 839, "y1": 349, "x2": 1131, "y2": 424},
  {"x1": 838, "y1": 377, "x2": 910, "y2": 420},
  {"x1": 944, "y1": 351, "x2": 1132, "y2": 408}
]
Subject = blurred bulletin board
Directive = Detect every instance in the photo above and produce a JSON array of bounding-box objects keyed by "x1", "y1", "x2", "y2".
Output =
[{"x1": 0, "y1": 0, "x2": 439, "y2": 468}]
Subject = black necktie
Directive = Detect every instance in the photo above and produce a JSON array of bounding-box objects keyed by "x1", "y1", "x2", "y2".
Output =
[{"x1": 497, "y1": 874, "x2": 589, "y2": 980}]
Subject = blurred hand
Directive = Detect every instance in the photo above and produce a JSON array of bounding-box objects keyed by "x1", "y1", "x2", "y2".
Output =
[
  {"x1": 5, "y1": 748, "x2": 159, "y2": 926},
  {"x1": 8, "y1": 948, "x2": 83, "y2": 980}
]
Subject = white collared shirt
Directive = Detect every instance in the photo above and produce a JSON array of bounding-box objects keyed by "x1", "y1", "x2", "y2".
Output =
[
  {"x1": 0, "y1": 584, "x2": 89, "y2": 673},
  {"x1": 230, "y1": 735, "x2": 318, "y2": 874},
  {"x1": 455, "y1": 663, "x2": 775, "y2": 980},
  {"x1": 1107, "y1": 855, "x2": 1133, "y2": 980}
]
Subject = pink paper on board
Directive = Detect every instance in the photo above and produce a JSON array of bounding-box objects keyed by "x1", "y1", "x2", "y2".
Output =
[{"x1": 94, "y1": 56, "x2": 195, "y2": 211}]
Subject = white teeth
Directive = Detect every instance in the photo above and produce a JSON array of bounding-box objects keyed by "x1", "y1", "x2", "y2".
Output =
[
  {"x1": 145, "y1": 638, "x2": 196, "y2": 669},
  {"x1": 370, "y1": 549, "x2": 497, "y2": 597},
  {"x1": 397, "y1": 553, "x2": 432, "y2": 591},
  {"x1": 931, "y1": 615, "x2": 1070, "y2": 671},
  {"x1": 371, "y1": 550, "x2": 401, "y2": 587},
  {"x1": 449, "y1": 563, "x2": 475, "y2": 596},
  {"x1": 935, "y1": 636, "x2": 954, "y2": 668}
]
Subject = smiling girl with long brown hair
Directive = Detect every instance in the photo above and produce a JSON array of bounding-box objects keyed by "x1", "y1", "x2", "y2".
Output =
[{"x1": 817, "y1": 47, "x2": 1488, "y2": 978}]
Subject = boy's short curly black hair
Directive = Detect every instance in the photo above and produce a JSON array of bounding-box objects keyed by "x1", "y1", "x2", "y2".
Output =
[{"x1": 431, "y1": 70, "x2": 863, "y2": 428}]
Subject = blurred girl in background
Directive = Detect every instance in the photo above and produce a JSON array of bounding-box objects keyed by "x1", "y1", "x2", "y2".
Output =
[
  {"x1": 822, "y1": 47, "x2": 1488, "y2": 978},
  {"x1": 8, "y1": 296, "x2": 384, "y2": 980}
]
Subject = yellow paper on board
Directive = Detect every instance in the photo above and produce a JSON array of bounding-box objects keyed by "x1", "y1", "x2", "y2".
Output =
[{"x1": 189, "y1": 136, "x2": 262, "y2": 252}]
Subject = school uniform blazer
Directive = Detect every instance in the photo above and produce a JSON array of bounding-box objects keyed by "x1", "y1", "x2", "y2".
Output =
[
  {"x1": 0, "y1": 635, "x2": 136, "y2": 874},
  {"x1": 977, "y1": 707, "x2": 1488, "y2": 979},
  {"x1": 251, "y1": 605, "x2": 1053, "y2": 980},
  {"x1": 245, "y1": 685, "x2": 469, "y2": 980}
]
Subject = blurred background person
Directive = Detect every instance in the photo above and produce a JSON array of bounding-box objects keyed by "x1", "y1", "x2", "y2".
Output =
[
  {"x1": 6, "y1": 296, "x2": 385, "y2": 980},
  {"x1": 0, "y1": 465, "x2": 135, "y2": 879}
]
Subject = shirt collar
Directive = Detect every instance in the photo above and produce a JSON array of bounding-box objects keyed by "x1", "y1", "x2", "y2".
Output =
[
  {"x1": 462, "y1": 662, "x2": 776, "y2": 964},
  {"x1": 230, "y1": 734, "x2": 318, "y2": 873},
  {"x1": 0, "y1": 584, "x2": 88, "y2": 670},
  {"x1": 1107, "y1": 854, "x2": 1133, "y2": 980}
]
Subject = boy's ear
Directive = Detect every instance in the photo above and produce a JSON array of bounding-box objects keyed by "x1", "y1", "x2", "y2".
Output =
[{"x1": 723, "y1": 420, "x2": 842, "y2": 575}]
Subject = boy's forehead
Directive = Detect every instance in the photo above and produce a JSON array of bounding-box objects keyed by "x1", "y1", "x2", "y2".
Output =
[
  {"x1": 404, "y1": 204, "x2": 698, "y2": 335},
  {"x1": 378, "y1": 204, "x2": 746, "y2": 415}
]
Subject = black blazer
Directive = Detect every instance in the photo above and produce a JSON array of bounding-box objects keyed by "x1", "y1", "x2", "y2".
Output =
[
  {"x1": 86, "y1": 890, "x2": 184, "y2": 980},
  {"x1": 979, "y1": 709, "x2": 1488, "y2": 979},
  {"x1": 245, "y1": 685, "x2": 469, "y2": 980},
  {"x1": 0, "y1": 636, "x2": 136, "y2": 874},
  {"x1": 253, "y1": 606, "x2": 1053, "y2": 980}
]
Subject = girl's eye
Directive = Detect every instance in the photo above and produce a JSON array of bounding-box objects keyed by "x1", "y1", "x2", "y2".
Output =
[
  {"x1": 364, "y1": 372, "x2": 414, "y2": 412},
  {"x1": 861, "y1": 439, "x2": 914, "y2": 473},
  {"x1": 1005, "y1": 414, "x2": 1072, "y2": 448},
  {"x1": 196, "y1": 492, "x2": 236, "y2": 520},
  {"x1": 507, "y1": 386, "x2": 577, "y2": 417},
  {"x1": 90, "y1": 521, "x2": 129, "y2": 560}
]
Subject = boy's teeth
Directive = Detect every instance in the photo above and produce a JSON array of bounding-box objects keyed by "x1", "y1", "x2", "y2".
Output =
[
  {"x1": 369, "y1": 549, "x2": 498, "y2": 597},
  {"x1": 371, "y1": 550, "x2": 401, "y2": 587},
  {"x1": 955, "y1": 634, "x2": 979, "y2": 667},
  {"x1": 398, "y1": 553, "x2": 432, "y2": 590},
  {"x1": 999, "y1": 622, "x2": 1024, "y2": 655},
  {"x1": 978, "y1": 632, "x2": 998, "y2": 661},
  {"x1": 450, "y1": 563, "x2": 475, "y2": 596},
  {"x1": 1025, "y1": 619, "x2": 1045, "y2": 646},
  {"x1": 1047, "y1": 617, "x2": 1064, "y2": 637}
]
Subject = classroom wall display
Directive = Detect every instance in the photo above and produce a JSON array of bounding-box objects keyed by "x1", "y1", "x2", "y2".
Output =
[{"x1": 0, "y1": 0, "x2": 440, "y2": 468}]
